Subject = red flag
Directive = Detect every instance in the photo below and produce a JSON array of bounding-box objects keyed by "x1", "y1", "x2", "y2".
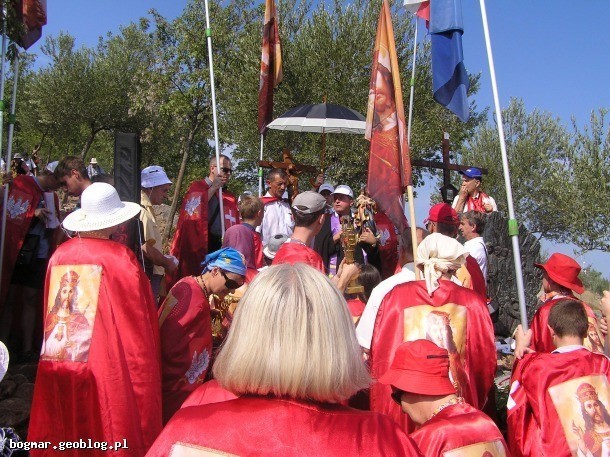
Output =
[
  {"x1": 365, "y1": 0, "x2": 410, "y2": 233},
  {"x1": 11, "y1": 0, "x2": 47, "y2": 50},
  {"x1": 257, "y1": 0, "x2": 283, "y2": 134}
]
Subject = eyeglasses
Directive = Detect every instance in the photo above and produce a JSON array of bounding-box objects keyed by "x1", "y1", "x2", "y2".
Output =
[
  {"x1": 220, "y1": 167, "x2": 232, "y2": 174},
  {"x1": 220, "y1": 270, "x2": 244, "y2": 290}
]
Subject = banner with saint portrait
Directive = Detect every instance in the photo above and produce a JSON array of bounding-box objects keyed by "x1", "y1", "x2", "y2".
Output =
[
  {"x1": 443, "y1": 440, "x2": 507, "y2": 457},
  {"x1": 169, "y1": 443, "x2": 237, "y2": 457},
  {"x1": 548, "y1": 374, "x2": 610, "y2": 457},
  {"x1": 41, "y1": 264, "x2": 101, "y2": 363},
  {"x1": 404, "y1": 304, "x2": 468, "y2": 397}
]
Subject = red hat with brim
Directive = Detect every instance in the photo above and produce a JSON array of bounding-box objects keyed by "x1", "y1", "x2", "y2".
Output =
[
  {"x1": 378, "y1": 340, "x2": 456, "y2": 396},
  {"x1": 424, "y1": 203, "x2": 459, "y2": 227},
  {"x1": 535, "y1": 252, "x2": 584, "y2": 294}
]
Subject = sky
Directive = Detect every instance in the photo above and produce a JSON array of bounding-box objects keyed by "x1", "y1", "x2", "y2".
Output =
[{"x1": 25, "y1": 0, "x2": 610, "y2": 278}]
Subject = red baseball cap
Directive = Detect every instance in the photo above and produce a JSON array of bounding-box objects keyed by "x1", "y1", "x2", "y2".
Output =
[
  {"x1": 535, "y1": 253, "x2": 584, "y2": 294},
  {"x1": 378, "y1": 340, "x2": 456, "y2": 396},
  {"x1": 424, "y1": 203, "x2": 459, "y2": 227}
]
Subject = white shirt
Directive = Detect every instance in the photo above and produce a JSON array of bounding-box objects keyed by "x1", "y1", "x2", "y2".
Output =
[
  {"x1": 356, "y1": 264, "x2": 416, "y2": 350},
  {"x1": 257, "y1": 192, "x2": 294, "y2": 247},
  {"x1": 552, "y1": 345, "x2": 589, "y2": 354},
  {"x1": 464, "y1": 236, "x2": 488, "y2": 285}
]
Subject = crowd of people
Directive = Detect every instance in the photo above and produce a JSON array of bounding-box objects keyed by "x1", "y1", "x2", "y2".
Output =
[{"x1": 0, "y1": 154, "x2": 608, "y2": 456}]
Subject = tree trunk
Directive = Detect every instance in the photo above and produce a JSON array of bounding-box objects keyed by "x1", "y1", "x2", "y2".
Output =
[
  {"x1": 80, "y1": 125, "x2": 101, "y2": 159},
  {"x1": 162, "y1": 127, "x2": 197, "y2": 247}
]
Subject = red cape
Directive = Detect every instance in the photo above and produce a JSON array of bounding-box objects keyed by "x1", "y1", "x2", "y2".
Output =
[
  {"x1": 0, "y1": 175, "x2": 43, "y2": 309},
  {"x1": 158, "y1": 276, "x2": 213, "y2": 424},
  {"x1": 530, "y1": 296, "x2": 603, "y2": 353},
  {"x1": 465, "y1": 254, "x2": 487, "y2": 299},
  {"x1": 507, "y1": 348, "x2": 610, "y2": 457},
  {"x1": 146, "y1": 396, "x2": 421, "y2": 457},
  {"x1": 181, "y1": 379, "x2": 238, "y2": 408},
  {"x1": 170, "y1": 181, "x2": 239, "y2": 281},
  {"x1": 28, "y1": 237, "x2": 162, "y2": 457},
  {"x1": 272, "y1": 241, "x2": 325, "y2": 272},
  {"x1": 412, "y1": 402, "x2": 509, "y2": 456},
  {"x1": 374, "y1": 211, "x2": 400, "y2": 280},
  {"x1": 369, "y1": 280, "x2": 496, "y2": 433}
]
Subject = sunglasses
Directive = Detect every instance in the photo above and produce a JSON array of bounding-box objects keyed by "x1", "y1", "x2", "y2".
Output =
[
  {"x1": 391, "y1": 388, "x2": 404, "y2": 406},
  {"x1": 220, "y1": 167, "x2": 232, "y2": 174},
  {"x1": 220, "y1": 270, "x2": 243, "y2": 290}
]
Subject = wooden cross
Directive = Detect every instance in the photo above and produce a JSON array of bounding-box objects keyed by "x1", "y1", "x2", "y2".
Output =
[
  {"x1": 411, "y1": 133, "x2": 487, "y2": 203},
  {"x1": 258, "y1": 148, "x2": 318, "y2": 199}
]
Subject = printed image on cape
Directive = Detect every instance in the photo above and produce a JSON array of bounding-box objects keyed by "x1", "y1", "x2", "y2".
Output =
[
  {"x1": 443, "y1": 440, "x2": 506, "y2": 457},
  {"x1": 41, "y1": 265, "x2": 101, "y2": 363},
  {"x1": 169, "y1": 443, "x2": 237, "y2": 457},
  {"x1": 404, "y1": 304, "x2": 467, "y2": 397},
  {"x1": 549, "y1": 374, "x2": 610, "y2": 457}
]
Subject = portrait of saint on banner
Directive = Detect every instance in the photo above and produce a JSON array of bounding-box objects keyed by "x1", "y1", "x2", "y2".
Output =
[
  {"x1": 169, "y1": 442, "x2": 237, "y2": 457},
  {"x1": 443, "y1": 440, "x2": 507, "y2": 457}
]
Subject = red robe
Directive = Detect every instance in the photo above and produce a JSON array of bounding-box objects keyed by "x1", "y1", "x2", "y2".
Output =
[
  {"x1": 28, "y1": 237, "x2": 162, "y2": 457},
  {"x1": 146, "y1": 396, "x2": 422, "y2": 457},
  {"x1": 507, "y1": 348, "x2": 610, "y2": 457},
  {"x1": 370, "y1": 280, "x2": 496, "y2": 433},
  {"x1": 0, "y1": 175, "x2": 44, "y2": 309},
  {"x1": 170, "y1": 181, "x2": 239, "y2": 280},
  {"x1": 465, "y1": 254, "x2": 487, "y2": 299},
  {"x1": 347, "y1": 298, "x2": 366, "y2": 325},
  {"x1": 530, "y1": 296, "x2": 603, "y2": 353},
  {"x1": 158, "y1": 276, "x2": 212, "y2": 424},
  {"x1": 272, "y1": 241, "x2": 325, "y2": 272},
  {"x1": 411, "y1": 402, "x2": 509, "y2": 456},
  {"x1": 181, "y1": 379, "x2": 238, "y2": 408},
  {"x1": 374, "y1": 211, "x2": 400, "y2": 280}
]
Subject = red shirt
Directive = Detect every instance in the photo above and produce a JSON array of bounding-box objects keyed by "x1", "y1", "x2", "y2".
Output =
[{"x1": 273, "y1": 240, "x2": 325, "y2": 272}]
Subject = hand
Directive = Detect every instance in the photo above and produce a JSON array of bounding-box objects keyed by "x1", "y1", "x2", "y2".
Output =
[
  {"x1": 314, "y1": 173, "x2": 324, "y2": 188},
  {"x1": 599, "y1": 317, "x2": 608, "y2": 337},
  {"x1": 458, "y1": 182, "x2": 469, "y2": 198},
  {"x1": 333, "y1": 230, "x2": 342, "y2": 243},
  {"x1": 513, "y1": 324, "x2": 534, "y2": 359},
  {"x1": 163, "y1": 255, "x2": 178, "y2": 275},
  {"x1": 1, "y1": 173, "x2": 12, "y2": 185},
  {"x1": 34, "y1": 207, "x2": 51, "y2": 223},
  {"x1": 601, "y1": 291, "x2": 610, "y2": 318},
  {"x1": 210, "y1": 176, "x2": 224, "y2": 191},
  {"x1": 359, "y1": 227, "x2": 377, "y2": 246},
  {"x1": 339, "y1": 262, "x2": 360, "y2": 282}
]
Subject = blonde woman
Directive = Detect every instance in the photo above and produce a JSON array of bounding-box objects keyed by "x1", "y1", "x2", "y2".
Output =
[{"x1": 147, "y1": 263, "x2": 420, "y2": 457}]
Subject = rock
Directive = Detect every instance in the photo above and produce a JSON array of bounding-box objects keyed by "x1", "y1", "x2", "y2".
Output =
[
  {"x1": 12, "y1": 363, "x2": 38, "y2": 383},
  {"x1": 11, "y1": 374, "x2": 28, "y2": 386},
  {"x1": 0, "y1": 409, "x2": 29, "y2": 428},
  {"x1": 482, "y1": 212, "x2": 542, "y2": 337},
  {"x1": 13, "y1": 383, "x2": 35, "y2": 402},
  {"x1": 0, "y1": 397, "x2": 31, "y2": 412},
  {"x1": 0, "y1": 379, "x2": 17, "y2": 399}
]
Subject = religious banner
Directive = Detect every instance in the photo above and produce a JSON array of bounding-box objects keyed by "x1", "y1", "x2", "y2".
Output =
[
  {"x1": 365, "y1": 0, "x2": 409, "y2": 233},
  {"x1": 258, "y1": 0, "x2": 283, "y2": 134},
  {"x1": 10, "y1": 0, "x2": 47, "y2": 50}
]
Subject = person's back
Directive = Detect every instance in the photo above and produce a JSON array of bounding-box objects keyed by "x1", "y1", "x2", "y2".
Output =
[
  {"x1": 28, "y1": 184, "x2": 161, "y2": 457},
  {"x1": 370, "y1": 279, "x2": 495, "y2": 432},
  {"x1": 147, "y1": 396, "x2": 418, "y2": 457}
]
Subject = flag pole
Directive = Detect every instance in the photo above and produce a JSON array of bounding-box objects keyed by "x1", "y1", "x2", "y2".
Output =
[
  {"x1": 479, "y1": 0, "x2": 528, "y2": 330},
  {"x1": 405, "y1": 17, "x2": 420, "y2": 279},
  {"x1": 0, "y1": 52, "x2": 19, "y2": 293},
  {"x1": 0, "y1": 11, "x2": 9, "y2": 296},
  {"x1": 203, "y1": 0, "x2": 225, "y2": 237},
  {"x1": 258, "y1": 134, "x2": 264, "y2": 196}
]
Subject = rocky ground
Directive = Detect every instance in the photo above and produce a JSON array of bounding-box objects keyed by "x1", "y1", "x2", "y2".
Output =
[{"x1": 0, "y1": 359, "x2": 37, "y2": 441}]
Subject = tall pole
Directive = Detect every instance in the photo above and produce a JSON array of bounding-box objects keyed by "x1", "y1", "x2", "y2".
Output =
[
  {"x1": 479, "y1": 0, "x2": 528, "y2": 330},
  {"x1": 0, "y1": 8, "x2": 11, "y2": 292},
  {"x1": 406, "y1": 16, "x2": 420, "y2": 279},
  {"x1": 258, "y1": 134, "x2": 264, "y2": 196},
  {"x1": 203, "y1": 0, "x2": 225, "y2": 236}
]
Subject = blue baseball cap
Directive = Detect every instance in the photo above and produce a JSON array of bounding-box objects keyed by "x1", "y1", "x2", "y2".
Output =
[{"x1": 459, "y1": 167, "x2": 483, "y2": 180}]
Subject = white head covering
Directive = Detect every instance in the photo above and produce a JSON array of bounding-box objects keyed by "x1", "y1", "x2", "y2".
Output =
[
  {"x1": 415, "y1": 233, "x2": 468, "y2": 296},
  {"x1": 0, "y1": 341, "x2": 9, "y2": 383}
]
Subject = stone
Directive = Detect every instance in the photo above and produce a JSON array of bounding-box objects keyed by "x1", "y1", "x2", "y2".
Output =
[
  {"x1": 0, "y1": 379, "x2": 17, "y2": 400},
  {"x1": 13, "y1": 383, "x2": 35, "y2": 402}
]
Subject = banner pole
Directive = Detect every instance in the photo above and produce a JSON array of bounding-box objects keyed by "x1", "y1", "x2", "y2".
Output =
[
  {"x1": 203, "y1": 0, "x2": 225, "y2": 237},
  {"x1": 479, "y1": 0, "x2": 528, "y2": 330}
]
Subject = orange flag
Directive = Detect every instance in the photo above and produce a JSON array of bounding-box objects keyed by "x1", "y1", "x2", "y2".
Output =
[
  {"x1": 258, "y1": 0, "x2": 283, "y2": 134},
  {"x1": 365, "y1": 0, "x2": 410, "y2": 233},
  {"x1": 11, "y1": 0, "x2": 47, "y2": 50}
]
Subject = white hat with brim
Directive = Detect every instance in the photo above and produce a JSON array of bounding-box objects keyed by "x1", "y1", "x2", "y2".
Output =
[{"x1": 62, "y1": 182, "x2": 142, "y2": 232}]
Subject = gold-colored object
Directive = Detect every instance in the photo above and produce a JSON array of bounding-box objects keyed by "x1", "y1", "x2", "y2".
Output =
[
  {"x1": 354, "y1": 190, "x2": 380, "y2": 241},
  {"x1": 210, "y1": 285, "x2": 247, "y2": 346},
  {"x1": 340, "y1": 215, "x2": 364, "y2": 295}
]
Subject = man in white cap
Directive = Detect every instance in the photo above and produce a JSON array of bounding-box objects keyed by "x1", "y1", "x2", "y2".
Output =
[
  {"x1": 141, "y1": 165, "x2": 177, "y2": 301},
  {"x1": 86, "y1": 157, "x2": 104, "y2": 178},
  {"x1": 28, "y1": 182, "x2": 162, "y2": 456}
]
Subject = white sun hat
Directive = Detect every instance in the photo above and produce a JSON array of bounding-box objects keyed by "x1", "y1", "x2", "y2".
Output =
[
  {"x1": 62, "y1": 183, "x2": 142, "y2": 232},
  {"x1": 141, "y1": 165, "x2": 172, "y2": 188}
]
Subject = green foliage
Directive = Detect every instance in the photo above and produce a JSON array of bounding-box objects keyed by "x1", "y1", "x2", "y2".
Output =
[{"x1": 580, "y1": 268, "x2": 610, "y2": 296}]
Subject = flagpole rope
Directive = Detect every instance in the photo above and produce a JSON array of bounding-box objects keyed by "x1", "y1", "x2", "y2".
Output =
[
  {"x1": 479, "y1": 0, "x2": 528, "y2": 330},
  {"x1": 203, "y1": 0, "x2": 225, "y2": 236}
]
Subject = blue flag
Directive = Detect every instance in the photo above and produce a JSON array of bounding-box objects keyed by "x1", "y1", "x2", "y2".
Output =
[{"x1": 430, "y1": 0, "x2": 469, "y2": 122}]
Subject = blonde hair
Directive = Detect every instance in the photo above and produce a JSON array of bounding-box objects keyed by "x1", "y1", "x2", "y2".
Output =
[
  {"x1": 238, "y1": 194, "x2": 263, "y2": 219},
  {"x1": 213, "y1": 263, "x2": 370, "y2": 402}
]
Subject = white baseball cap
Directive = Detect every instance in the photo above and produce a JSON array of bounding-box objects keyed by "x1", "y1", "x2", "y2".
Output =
[
  {"x1": 318, "y1": 183, "x2": 335, "y2": 194},
  {"x1": 45, "y1": 161, "x2": 59, "y2": 173},
  {"x1": 332, "y1": 185, "x2": 354, "y2": 199},
  {"x1": 141, "y1": 165, "x2": 172, "y2": 188}
]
